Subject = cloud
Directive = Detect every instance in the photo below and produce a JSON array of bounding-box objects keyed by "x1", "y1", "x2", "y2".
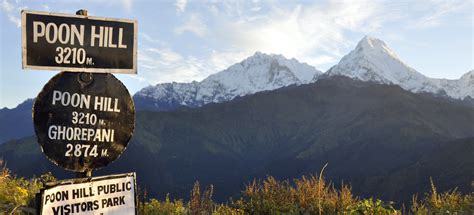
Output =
[
  {"x1": 1, "y1": 0, "x2": 23, "y2": 27},
  {"x1": 175, "y1": 14, "x2": 207, "y2": 37},
  {"x1": 138, "y1": 0, "x2": 472, "y2": 85},
  {"x1": 305, "y1": 55, "x2": 337, "y2": 66},
  {"x1": 122, "y1": 0, "x2": 133, "y2": 13},
  {"x1": 175, "y1": 0, "x2": 187, "y2": 13},
  {"x1": 410, "y1": 0, "x2": 470, "y2": 28},
  {"x1": 42, "y1": 4, "x2": 50, "y2": 11},
  {"x1": 146, "y1": 48, "x2": 183, "y2": 65},
  {"x1": 138, "y1": 47, "x2": 209, "y2": 83},
  {"x1": 206, "y1": 0, "x2": 385, "y2": 67},
  {"x1": 140, "y1": 33, "x2": 167, "y2": 46},
  {"x1": 137, "y1": 0, "x2": 386, "y2": 84},
  {"x1": 206, "y1": 50, "x2": 249, "y2": 73},
  {"x1": 137, "y1": 43, "x2": 249, "y2": 84}
]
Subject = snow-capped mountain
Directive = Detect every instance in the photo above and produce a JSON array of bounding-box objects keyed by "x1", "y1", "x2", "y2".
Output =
[
  {"x1": 135, "y1": 36, "x2": 472, "y2": 111},
  {"x1": 325, "y1": 36, "x2": 473, "y2": 99},
  {"x1": 435, "y1": 70, "x2": 474, "y2": 99},
  {"x1": 135, "y1": 52, "x2": 322, "y2": 111}
]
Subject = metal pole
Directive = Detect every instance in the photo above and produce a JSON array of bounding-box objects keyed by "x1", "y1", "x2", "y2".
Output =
[
  {"x1": 76, "y1": 169, "x2": 92, "y2": 178},
  {"x1": 75, "y1": 9, "x2": 93, "y2": 179}
]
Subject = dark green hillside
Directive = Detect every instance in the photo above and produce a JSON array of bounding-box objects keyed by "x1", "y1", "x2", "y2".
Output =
[
  {"x1": 1, "y1": 76, "x2": 473, "y2": 202},
  {"x1": 0, "y1": 99, "x2": 34, "y2": 143},
  {"x1": 367, "y1": 137, "x2": 474, "y2": 199}
]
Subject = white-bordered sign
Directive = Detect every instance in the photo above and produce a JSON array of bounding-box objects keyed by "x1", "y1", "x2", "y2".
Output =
[
  {"x1": 21, "y1": 10, "x2": 137, "y2": 74},
  {"x1": 40, "y1": 173, "x2": 137, "y2": 215}
]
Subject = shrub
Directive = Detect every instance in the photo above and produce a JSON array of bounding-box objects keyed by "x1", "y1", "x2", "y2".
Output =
[
  {"x1": 236, "y1": 175, "x2": 399, "y2": 215},
  {"x1": 0, "y1": 160, "x2": 55, "y2": 214},
  {"x1": 410, "y1": 178, "x2": 473, "y2": 214},
  {"x1": 237, "y1": 176, "x2": 299, "y2": 214},
  {"x1": 189, "y1": 181, "x2": 214, "y2": 215},
  {"x1": 348, "y1": 198, "x2": 399, "y2": 215},
  {"x1": 211, "y1": 204, "x2": 244, "y2": 215},
  {"x1": 1, "y1": 160, "x2": 472, "y2": 215},
  {"x1": 142, "y1": 195, "x2": 186, "y2": 215}
]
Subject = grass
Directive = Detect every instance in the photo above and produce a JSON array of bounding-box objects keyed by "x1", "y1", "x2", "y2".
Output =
[{"x1": 0, "y1": 160, "x2": 472, "y2": 214}]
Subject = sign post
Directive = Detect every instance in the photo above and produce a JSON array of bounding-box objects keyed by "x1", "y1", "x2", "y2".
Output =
[
  {"x1": 22, "y1": 10, "x2": 137, "y2": 73},
  {"x1": 33, "y1": 72, "x2": 135, "y2": 173},
  {"x1": 22, "y1": 9, "x2": 138, "y2": 214},
  {"x1": 39, "y1": 173, "x2": 137, "y2": 215}
]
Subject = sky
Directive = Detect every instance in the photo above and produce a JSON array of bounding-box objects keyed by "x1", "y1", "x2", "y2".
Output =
[{"x1": 0, "y1": 0, "x2": 472, "y2": 108}]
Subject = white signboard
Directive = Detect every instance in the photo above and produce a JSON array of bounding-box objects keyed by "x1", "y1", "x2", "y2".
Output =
[{"x1": 40, "y1": 173, "x2": 136, "y2": 215}]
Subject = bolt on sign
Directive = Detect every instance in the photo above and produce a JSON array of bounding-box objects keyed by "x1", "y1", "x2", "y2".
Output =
[
  {"x1": 21, "y1": 10, "x2": 137, "y2": 74},
  {"x1": 33, "y1": 72, "x2": 135, "y2": 172},
  {"x1": 39, "y1": 173, "x2": 136, "y2": 215}
]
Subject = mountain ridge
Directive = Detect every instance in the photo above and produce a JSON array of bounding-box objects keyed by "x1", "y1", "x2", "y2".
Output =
[
  {"x1": 1, "y1": 76, "x2": 473, "y2": 202},
  {"x1": 135, "y1": 36, "x2": 472, "y2": 112},
  {"x1": 134, "y1": 52, "x2": 322, "y2": 111},
  {"x1": 0, "y1": 99, "x2": 34, "y2": 143},
  {"x1": 325, "y1": 36, "x2": 473, "y2": 99},
  {"x1": 3, "y1": 36, "x2": 473, "y2": 112},
  {"x1": 2, "y1": 36, "x2": 473, "y2": 144}
]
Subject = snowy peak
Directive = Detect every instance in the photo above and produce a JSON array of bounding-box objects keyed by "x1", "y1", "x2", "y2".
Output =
[
  {"x1": 326, "y1": 36, "x2": 474, "y2": 99},
  {"x1": 459, "y1": 70, "x2": 474, "y2": 98},
  {"x1": 328, "y1": 36, "x2": 426, "y2": 84},
  {"x1": 436, "y1": 70, "x2": 474, "y2": 99},
  {"x1": 135, "y1": 52, "x2": 322, "y2": 111},
  {"x1": 328, "y1": 36, "x2": 474, "y2": 99},
  {"x1": 327, "y1": 36, "x2": 429, "y2": 88},
  {"x1": 240, "y1": 51, "x2": 319, "y2": 82},
  {"x1": 203, "y1": 52, "x2": 320, "y2": 94},
  {"x1": 356, "y1": 36, "x2": 399, "y2": 60},
  {"x1": 460, "y1": 70, "x2": 474, "y2": 82},
  {"x1": 135, "y1": 36, "x2": 472, "y2": 112}
]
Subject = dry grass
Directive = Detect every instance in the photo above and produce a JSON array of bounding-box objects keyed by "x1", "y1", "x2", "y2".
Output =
[
  {"x1": 0, "y1": 160, "x2": 472, "y2": 215},
  {"x1": 236, "y1": 175, "x2": 398, "y2": 214},
  {"x1": 410, "y1": 178, "x2": 473, "y2": 214}
]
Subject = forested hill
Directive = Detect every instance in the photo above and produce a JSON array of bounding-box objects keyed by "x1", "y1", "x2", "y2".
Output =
[{"x1": 1, "y1": 76, "x2": 473, "y2": 202}]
